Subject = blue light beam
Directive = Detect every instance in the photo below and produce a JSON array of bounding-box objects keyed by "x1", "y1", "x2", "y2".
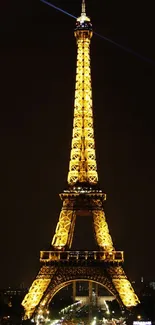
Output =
[
  {"x1": 94, "y1": 32, "x2": 155, "y2": 65},
  {"x1": 40, "y1": 0, "x2": 77, "y2": 19},
  {"x1": 40, "y1": 0, "x2": 155, "y2": 66}
]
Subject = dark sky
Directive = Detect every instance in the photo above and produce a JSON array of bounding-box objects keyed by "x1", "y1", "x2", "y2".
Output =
[{"x1": 0, "y1": 0, "x2": 155, "y2": 288}]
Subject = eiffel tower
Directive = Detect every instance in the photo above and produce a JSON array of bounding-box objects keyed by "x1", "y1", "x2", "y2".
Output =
[{"x1": 22, "y1": 0, "x2": 139, "y2": 319}]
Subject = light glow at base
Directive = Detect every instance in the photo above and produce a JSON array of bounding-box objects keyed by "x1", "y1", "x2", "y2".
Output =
[{"x1": 133, "y1": 322, "x2": 152, "y2": 325}]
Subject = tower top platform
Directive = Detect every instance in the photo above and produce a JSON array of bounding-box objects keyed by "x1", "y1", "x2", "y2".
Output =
[
  {"x1": 75, "y1": 0, "x2": 92, "y2": 32},
  {"x1": 77, "y1": 0, "x2": 90, "y2": 22}
]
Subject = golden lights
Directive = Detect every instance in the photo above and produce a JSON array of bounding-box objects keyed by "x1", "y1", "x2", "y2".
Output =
[{"x1": 68, "y1": 27, "x2": 98, "y2": 185}]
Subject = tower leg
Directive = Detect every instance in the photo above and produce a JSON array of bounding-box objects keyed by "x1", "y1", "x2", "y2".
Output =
[
  {"x1": 22, "y1": 266, "x2": 57, "y2": 319},
  {"x1": 52, "y1": 208, "x2": 76, "y2": 249},
  {"x1": 108, "y1": 266, "x2": 140, "y2": 307},
  {"x1": 92, "y1": 209, "x2": 114, "y2": 251}
]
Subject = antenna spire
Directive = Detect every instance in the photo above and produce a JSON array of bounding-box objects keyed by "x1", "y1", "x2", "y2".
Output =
[{"x1": 81, "y1": 0, "x2": 86, "y2": 15}]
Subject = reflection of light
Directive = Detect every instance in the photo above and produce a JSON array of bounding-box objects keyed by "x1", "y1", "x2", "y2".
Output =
[
  {"x1": 104, "y1": 300, "x2": 110, "y2": 315},
  {"x1": 50, "y1": 320, "x2": 59, "y2": 325},
  {"x1": 60, "y1": 300, "x2": 81, "y2": 315},
  {"x1": 91, "y1": 317, "x2": 97, "y2": 325},
  {"x1": 45, "y1": 317, "x2": 50, "y2": 322}
]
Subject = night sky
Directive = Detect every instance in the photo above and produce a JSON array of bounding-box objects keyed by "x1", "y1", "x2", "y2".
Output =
[{"x1": 0, "y1": 0, "x2": 155, "y2": 288}]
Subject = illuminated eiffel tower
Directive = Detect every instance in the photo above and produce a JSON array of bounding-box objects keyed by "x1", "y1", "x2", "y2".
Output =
[{"x1": 22, "y1": 0, "x2": 139, "y2": 319}]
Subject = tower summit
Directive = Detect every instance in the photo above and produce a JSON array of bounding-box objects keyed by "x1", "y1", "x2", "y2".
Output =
[
  {"x1": 68, "y1": 0, "x2": 97, "y2": 185},
  {"x1": 82, "y1": 0, "x2": 86, "y2": 14},
  {"x1": 22, "y1": 1, "x2": 139, "y2": 320}
]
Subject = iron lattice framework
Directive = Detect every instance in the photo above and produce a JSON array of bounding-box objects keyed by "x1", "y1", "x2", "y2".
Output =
[
  {"x1": 22, "y1": 0, "x2": 139, "y2": 319},
  {"x1": 67, "y1": 20, "x2": 98, "y2": 185}
]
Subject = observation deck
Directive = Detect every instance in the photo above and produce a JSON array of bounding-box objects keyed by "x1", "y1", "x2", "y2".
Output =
[{"x1": 40, "y1": 250, "x2": 124, "y2": 264}]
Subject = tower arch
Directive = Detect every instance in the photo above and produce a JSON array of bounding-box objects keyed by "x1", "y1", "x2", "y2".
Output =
[{"x1": 35, "y1": 267, "x2": 122, "y2": 316}]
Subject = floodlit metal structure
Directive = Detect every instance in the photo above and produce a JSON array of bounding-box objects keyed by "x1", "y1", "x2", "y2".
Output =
[
  {"x1": 22, "y1": 0, "x2": 139, "y2": 319},
  {"x1": 67, "y1": 2, "x2": 97, "y2": 186}
]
